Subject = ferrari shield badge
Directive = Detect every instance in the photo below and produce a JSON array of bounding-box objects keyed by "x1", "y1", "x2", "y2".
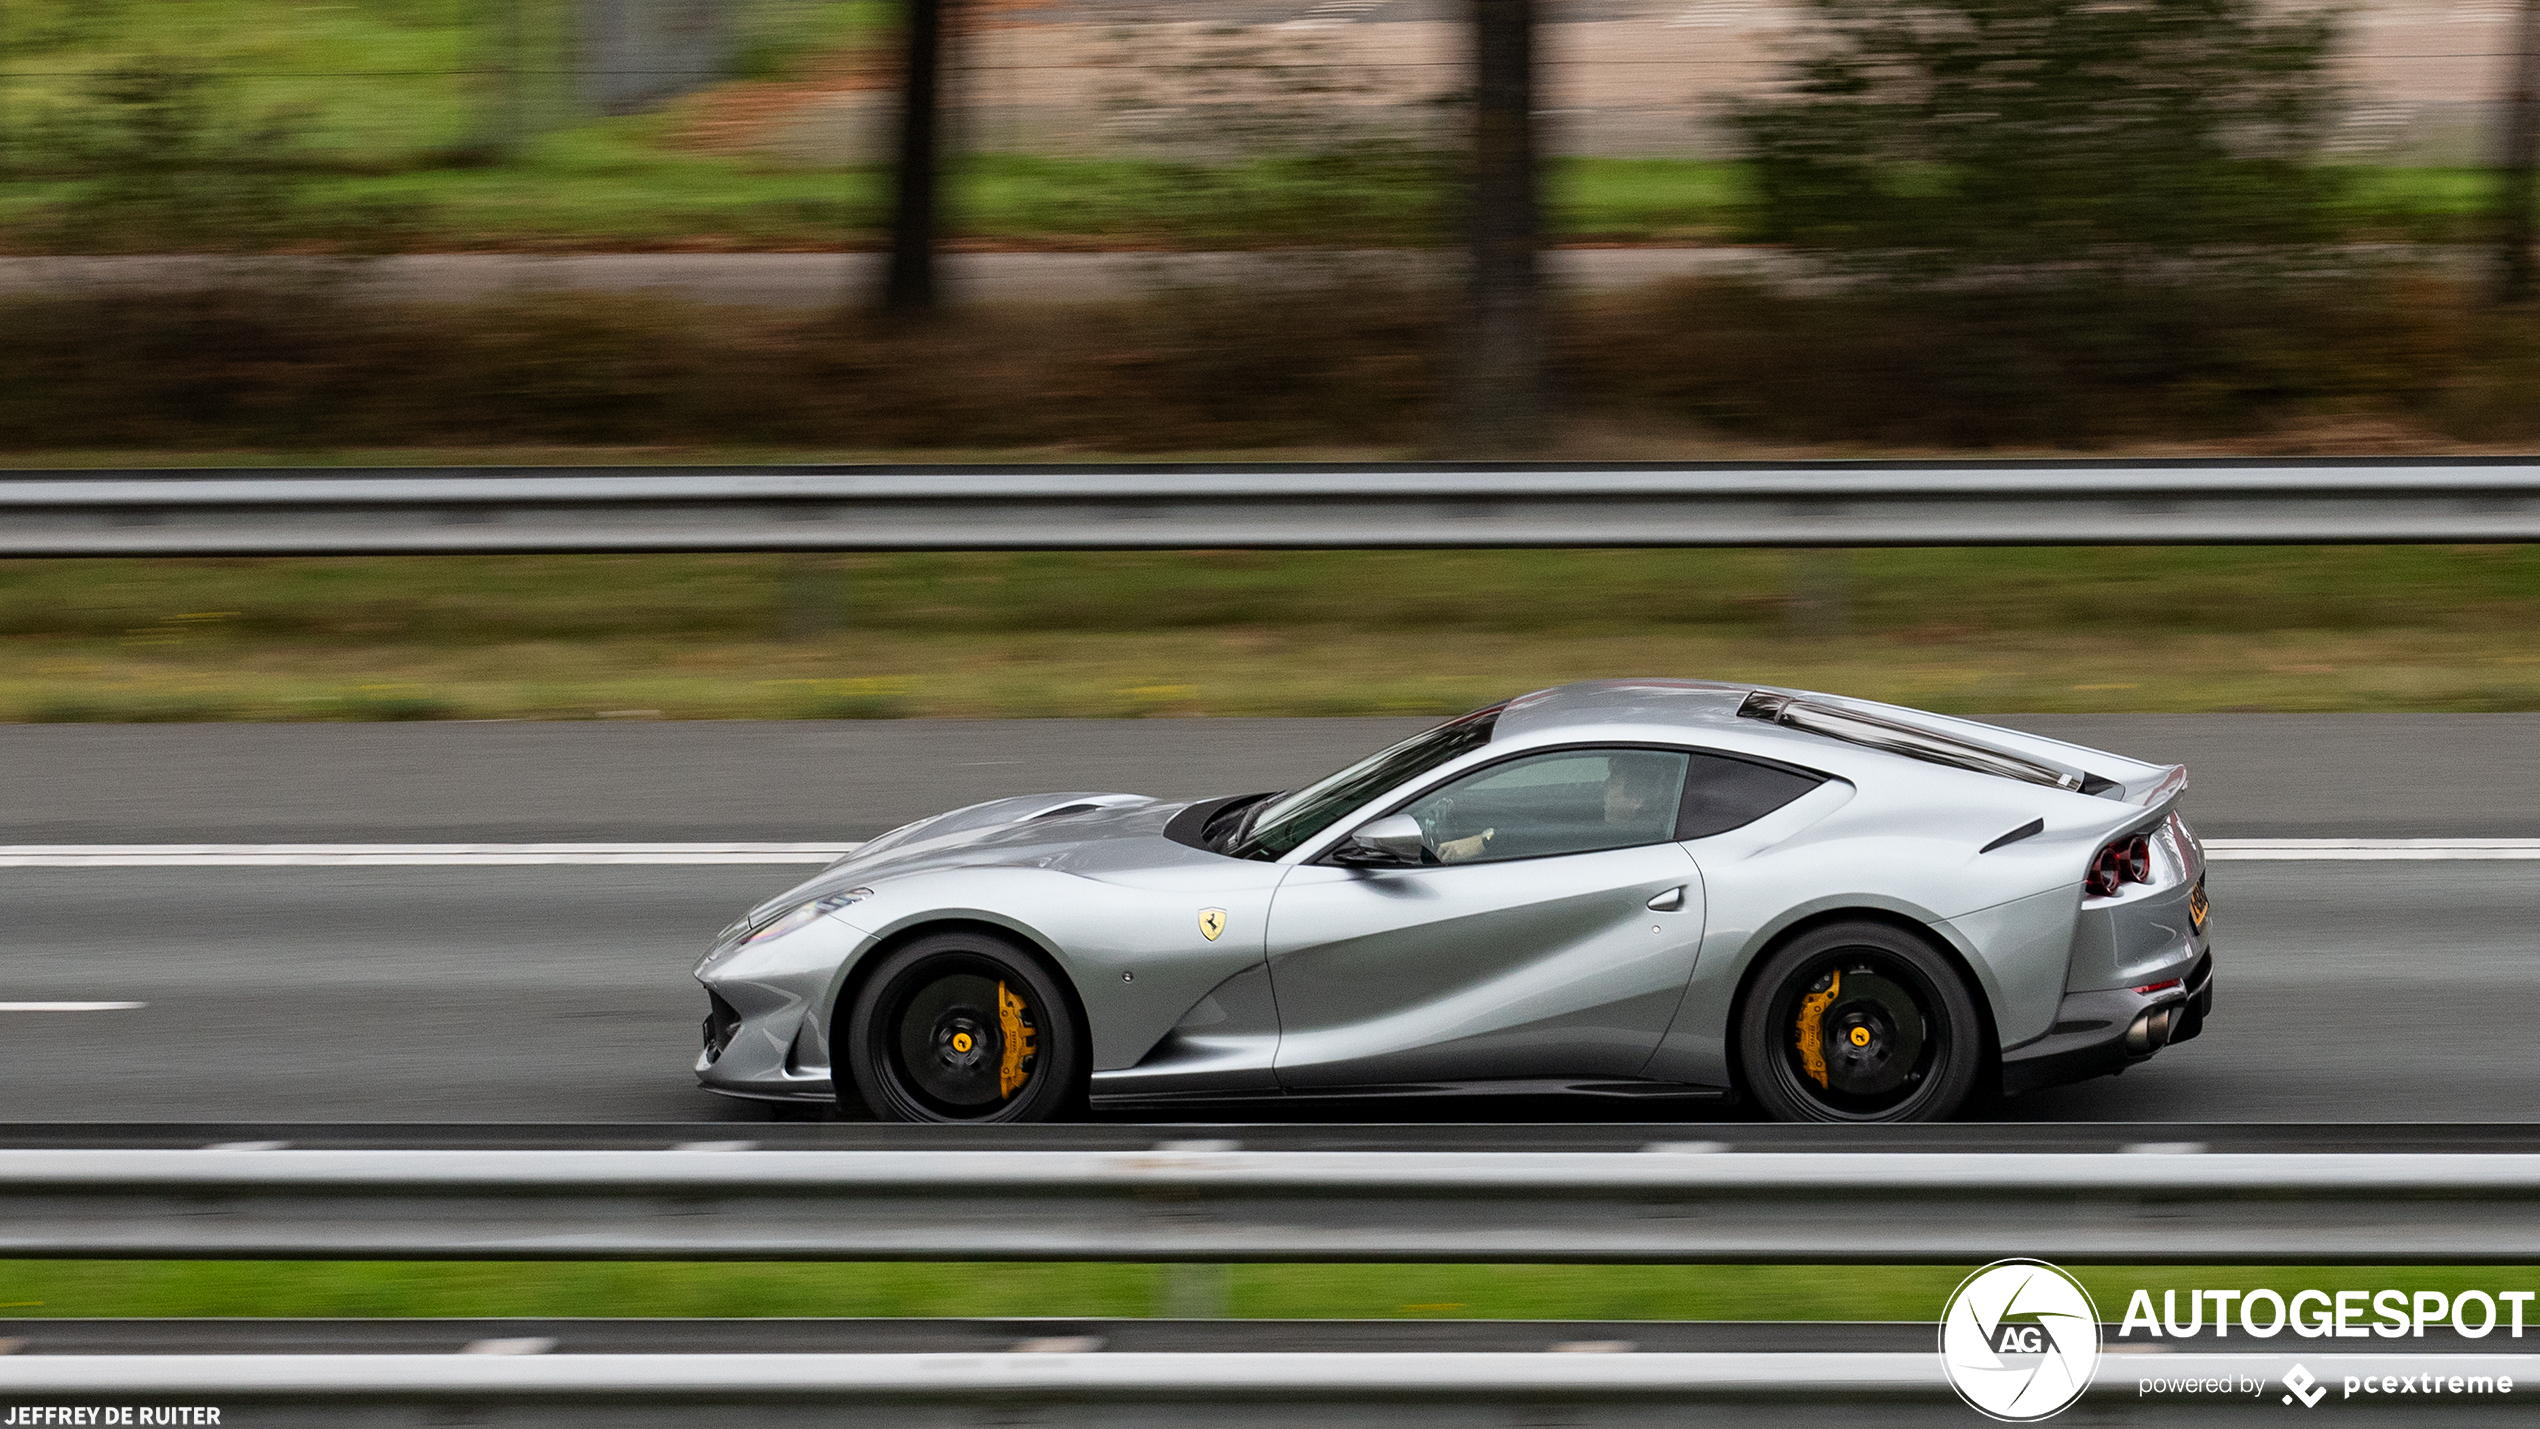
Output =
[{"x1": 1198, "y1": 908, "x2": 1227, "y2": 942}]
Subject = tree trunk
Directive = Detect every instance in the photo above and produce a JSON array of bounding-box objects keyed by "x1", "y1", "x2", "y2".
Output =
[
  {"x1": 2501, "y1": 0, "x2": 2540, "y2": 302},
  {"x1": 1449, "y1": 0, "x2": 1544, "y2": 452},
  {"x1": 883, "y1": 0, "x2": 949, "y2": 314}
]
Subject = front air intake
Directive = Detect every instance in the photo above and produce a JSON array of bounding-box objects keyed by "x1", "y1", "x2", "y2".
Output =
[{"x1": 701, "y1": 991, "x2": 742, "y2": 1063}]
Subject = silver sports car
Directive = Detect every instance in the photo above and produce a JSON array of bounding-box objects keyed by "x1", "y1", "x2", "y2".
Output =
[{"x1": 696, "y1": 680, "x2": 2213, "y2": 1123}]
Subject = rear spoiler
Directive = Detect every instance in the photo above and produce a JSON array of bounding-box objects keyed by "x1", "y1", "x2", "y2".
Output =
[
  {"x1": 2118, "y1": 762, "x2": 2190, "y2": 808},
  {"x1": 1738, "y1": 691, "x2": 2184, "y2": 805}
]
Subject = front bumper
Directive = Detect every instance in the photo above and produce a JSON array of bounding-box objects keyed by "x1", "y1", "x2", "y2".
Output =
[
  {"x1": 695, "y1": 1003, "x2": 835, "y2": 1103},
  {"x1": 693, "y1": 925, "x2": 865, "y2": 1105},
  {"x1": 2000, "y1": 950, "x2": 2213, "y2": 1098}
]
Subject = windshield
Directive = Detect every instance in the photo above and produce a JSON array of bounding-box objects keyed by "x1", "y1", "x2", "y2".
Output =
[{"x1": 1228, "y1": 703, "x2": 1503, "y2": 861}]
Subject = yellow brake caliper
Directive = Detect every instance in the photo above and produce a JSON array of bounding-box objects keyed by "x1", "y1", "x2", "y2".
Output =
[
  {"x1": 1795, "y1": 971, "x2": 1841, "y2": 1088},
  {"x1": 996, "y1": 981, "x2": 1037, "y2": 1098}
]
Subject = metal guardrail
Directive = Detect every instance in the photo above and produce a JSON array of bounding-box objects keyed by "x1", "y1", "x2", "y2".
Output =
[
  {"x1": 6, "y1": 1147, "x2": 2540, "y2": 1263},
  {"x1": 0, "y1": 1351, "x2": 2527, "y2": 1428},
  {"x1": 5, "y1": 461, "x2": 2540, "y2": 554},
  {"x1": 0, "y1": 1351, "x2": 1946, "y2": 1395}
]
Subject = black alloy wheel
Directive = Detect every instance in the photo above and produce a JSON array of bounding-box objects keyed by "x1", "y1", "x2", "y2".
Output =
[
  {"x1": 1737, "y1": 921, "x2": 1984, "y2": 1123},
  {"x1": 844, "y1": 932, "x2": 1085, "y2": 1123}
]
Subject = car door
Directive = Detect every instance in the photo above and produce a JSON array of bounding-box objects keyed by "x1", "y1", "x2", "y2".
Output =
[{"x1": 1264, "y1": 746, "x2": 1706, "y2": 1089}]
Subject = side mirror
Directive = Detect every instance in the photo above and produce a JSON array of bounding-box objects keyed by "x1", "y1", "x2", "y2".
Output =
[{"x1": 1333, "y1": 813, "x2": 1426, "y2": 867}]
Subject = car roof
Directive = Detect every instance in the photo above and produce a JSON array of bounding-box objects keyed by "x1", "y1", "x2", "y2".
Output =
[
  {"x1": 1491, "y1": 679, "x2": 1758, "y2": 740},
  {"x1": 1487, "y1": 678, "x2": 2167, "y2": 789}
]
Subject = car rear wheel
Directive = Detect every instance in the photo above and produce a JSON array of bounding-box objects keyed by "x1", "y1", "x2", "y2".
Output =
[
  {"x1": 1737, "y1": 921, "x2": 1983, "y2": 1123},
  {"x1": 844, "y1": 932, "x2": 1085, "y2": 1123}
]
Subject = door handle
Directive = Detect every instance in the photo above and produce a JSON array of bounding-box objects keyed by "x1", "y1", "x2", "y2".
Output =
[{"x1": 1646, "y1": 886, "x2": 1685, "y2": 912}]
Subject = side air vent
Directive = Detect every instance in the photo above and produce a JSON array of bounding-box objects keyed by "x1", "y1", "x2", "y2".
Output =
[
  {"x1": 1739, "y1": 691, "x2": 2086, "y2": 793},
  {"x1": 1981, "y1": 818, "x2": 2046, "y2": 853}
]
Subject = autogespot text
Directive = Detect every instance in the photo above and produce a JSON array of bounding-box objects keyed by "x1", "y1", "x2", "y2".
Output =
[{"x1": 2118, "y1": 1287, "x2": 2537, "y2": 1341}]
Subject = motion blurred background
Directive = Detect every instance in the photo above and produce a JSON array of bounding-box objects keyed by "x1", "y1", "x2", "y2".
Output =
[{"x1": 0, "y1": 0, "x2": 2536, "y2": 718}]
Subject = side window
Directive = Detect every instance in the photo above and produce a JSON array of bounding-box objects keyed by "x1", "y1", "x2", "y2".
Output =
[
  {"x1": 1676, "y1": 752, "x2": 1825, "y2": 839},
  {"x1": 1400, "y1": 748, "x2": 1689, "y2": 865}
]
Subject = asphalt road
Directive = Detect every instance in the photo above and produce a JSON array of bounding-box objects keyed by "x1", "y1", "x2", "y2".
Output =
[
  {"x1": 0, "y1": 715, "x2": 2530, "y2": 1123},
  {"x1": 0, "y1": 859, "x2": 2517, "y2": 1123},
  {"x1": 5, "y1": 713, "x2": 2538, "y2": 843}
]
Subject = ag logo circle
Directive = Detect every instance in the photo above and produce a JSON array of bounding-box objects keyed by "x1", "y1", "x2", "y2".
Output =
[{"x1": 1939, "y1": 1259, "x2": 2101, "y2": 1422}]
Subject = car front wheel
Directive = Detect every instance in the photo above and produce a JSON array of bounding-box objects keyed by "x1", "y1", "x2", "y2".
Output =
[
  {"x1": 1737, "y1": 921, "x2": 1984, "y2": 1123},
  {"x1": 843, "y1": 931, "x2": 1085, "y2": 1123}
]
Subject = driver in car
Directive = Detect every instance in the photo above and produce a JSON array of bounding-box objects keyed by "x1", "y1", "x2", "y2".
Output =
[{"x1": 1434, "y1": 757, "x2": 1673, "y2": 863}]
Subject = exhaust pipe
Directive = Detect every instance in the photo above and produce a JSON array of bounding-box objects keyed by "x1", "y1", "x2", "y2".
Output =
[{"x1": 2125, "y1": 1006, "x2": 2174, "y2": 1056}]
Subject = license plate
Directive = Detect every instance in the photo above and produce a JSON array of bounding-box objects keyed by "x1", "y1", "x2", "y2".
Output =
[{"x1": 2188, "y1": 880, "x2": 2209, "y2": 932}]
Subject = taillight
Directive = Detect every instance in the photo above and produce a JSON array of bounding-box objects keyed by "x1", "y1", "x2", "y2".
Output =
[
  {"x1": 2087, "y1": 832, "x2": 2157, "y2": 897},
  {"x1": 2086, "y1": 844, "x2": 2125, "y2": 896},
  {"x1": 2121, "y1": 833, "x2": 2152, "y2": 883}
]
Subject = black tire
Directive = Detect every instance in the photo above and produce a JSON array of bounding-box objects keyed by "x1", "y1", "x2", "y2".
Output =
[
  {"x1": 1737, "y1": 920, "x2": 1984, "y2": 1124},
  {"x1": 843, "y1": 931, "x2": 1085, "y2": 1123}
]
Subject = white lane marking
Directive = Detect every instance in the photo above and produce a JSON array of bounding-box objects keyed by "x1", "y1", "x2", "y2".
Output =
[
  {"x1": 2206, "y1": 839, "x2": 2540, "y2": 861},
  {"x1": 0, "y1": 843, "x2": 863, "y2": 867},
  {"x1": 0, "y1": 1002, "x2": 145, "y2": 1012}
]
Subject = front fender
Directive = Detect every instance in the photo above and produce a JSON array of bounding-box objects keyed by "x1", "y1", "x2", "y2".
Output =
[{"x1": 814, "y1": 862, "x2": 1287, "y2": 1072}]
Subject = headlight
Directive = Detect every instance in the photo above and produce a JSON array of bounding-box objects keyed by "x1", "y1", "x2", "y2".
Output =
[{"x1": 742, "y1": 888, "x2": 874, "y2": 945}]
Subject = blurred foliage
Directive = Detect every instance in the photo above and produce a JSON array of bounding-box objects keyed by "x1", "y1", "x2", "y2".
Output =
[
  {"x1": 1569, "y1": 273, "x2": 2472, "y2": 447},
  {"x1": 0, "y1": 281, "x2": 1438, "y2": 449},
  {"x1": 3, "y1": 269, "x2": 2540, "y2": 450},
  {"x1": 0, "y1": 0, "x2": 883, "y2": 171},
  {"x1": 0, "y1": 152, "x2": 1751, "y2": 254},
  {"x1": 1736, "y1": 0, "x2": 2347, "y2": 272},
  {"x1": 1729, "y1": 0, "x2": 2355, "y2": 422},
  {"x1": 0, "y1": 0, "x2": 2514, "y2": 252},
  {"x1": 1087, "y1": 23, "x2": 1455, "y2": 247},
  {"x1": 25, "y1": 58, "x2": 425, "y2": 252},
  {"x1": 729, "y1": 0, "x2": 894, "y2": 81}
]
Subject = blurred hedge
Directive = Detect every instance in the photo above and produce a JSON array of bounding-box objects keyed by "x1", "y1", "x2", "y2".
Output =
[{"x1": 4, "y1": 268, "x2": 2540, "y2": 451}]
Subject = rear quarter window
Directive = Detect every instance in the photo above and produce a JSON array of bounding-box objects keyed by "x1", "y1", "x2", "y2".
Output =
[{"x1": 1675, "y1": 752, "x2": 1825, "y2": 840}]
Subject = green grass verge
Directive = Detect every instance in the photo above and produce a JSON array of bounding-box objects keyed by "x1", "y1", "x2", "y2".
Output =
[
  {"x1": 0, "y1": 1262, "x2": 2530, "y2": 1320},
  {"x1": 0, "y1": 546, "x2": 2537, "y2": 721},
  {"x1": 10, "y1": 154, "x2": 2508, "y2": 250},
  {"x1": 0, "y1": 149, "x2": 1749, "y2": 251}
]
